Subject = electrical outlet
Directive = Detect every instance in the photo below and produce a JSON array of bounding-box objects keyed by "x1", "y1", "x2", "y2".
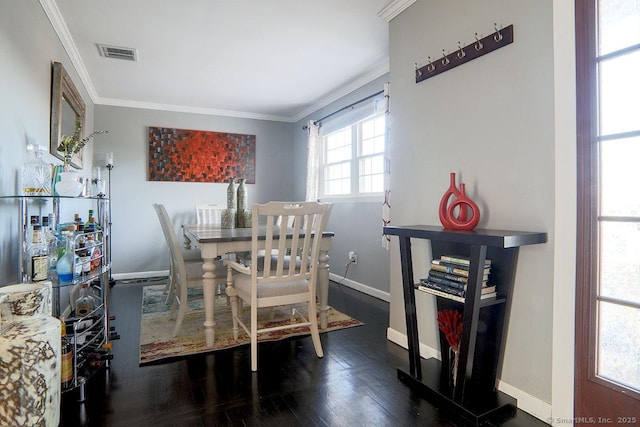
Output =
[{"x1": 348, "y1": 251, "x2": 357, "y2": 264}]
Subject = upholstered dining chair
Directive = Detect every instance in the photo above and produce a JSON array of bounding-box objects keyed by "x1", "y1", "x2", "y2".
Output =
[
  {"x1": 223, "y1": 201, "x2": 332, "y2": 371},
  {"x1": 153, "y1": 203, "x2": 227, "y2": 336}
]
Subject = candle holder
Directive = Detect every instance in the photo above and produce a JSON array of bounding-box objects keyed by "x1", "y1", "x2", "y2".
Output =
[{"x1": 105, "y1": 153, "x2": 115, "y2": 287}]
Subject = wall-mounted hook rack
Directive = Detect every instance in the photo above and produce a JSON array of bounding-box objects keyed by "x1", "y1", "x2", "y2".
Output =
[{"x1": 415, "y1": 24, "x2": 514, "y2": 83}]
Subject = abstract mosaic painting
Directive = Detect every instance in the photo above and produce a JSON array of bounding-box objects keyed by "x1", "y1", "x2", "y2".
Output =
[{"x1": 148, "y1": 127, "x2": 256, "y2": 183}]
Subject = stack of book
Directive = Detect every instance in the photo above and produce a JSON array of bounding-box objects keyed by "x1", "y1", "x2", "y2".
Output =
[{"x1": 417, "y1": 255, "x2": 497, "y2": 303}]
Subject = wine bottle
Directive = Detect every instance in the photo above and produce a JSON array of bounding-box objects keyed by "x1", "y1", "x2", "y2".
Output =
[{"x1": 60, "y1": 320, "x2": 74, "y2": 389}]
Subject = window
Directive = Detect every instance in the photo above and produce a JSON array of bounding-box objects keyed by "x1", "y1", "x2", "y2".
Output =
[
  {"x1": 576, "y1": 0, "x2": 640, "y2": 402},
  {"x1": 320, "y1": 113, "x2": 386, "y2": 198}
]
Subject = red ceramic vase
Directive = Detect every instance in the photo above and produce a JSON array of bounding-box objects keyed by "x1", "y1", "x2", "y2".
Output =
[
  {"x1": 446, "y1": 183, "x2": 480, "y2": 230},
  {"x1": 438, "y1": 172, "x2": 468, "y2": 229}
]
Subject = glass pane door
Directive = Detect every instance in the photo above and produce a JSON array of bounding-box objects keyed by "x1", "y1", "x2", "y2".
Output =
[{"x1": 595, "y1": 0, "x2": 640, "y2": 396}]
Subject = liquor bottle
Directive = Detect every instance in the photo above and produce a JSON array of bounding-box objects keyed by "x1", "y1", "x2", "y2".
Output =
[
  {"x1": 73, "y1": 242, "x2": 84, "y2": 277},
  {"x1": 42, "y1": 215, "x2": 59, "y2": 281},
  {"x1": 88, "y1": 226, "x2": 102, "y2": 271},
  {"x1": 77, "y1": 222, "x2": 85, "y2": 241},
  {"x1": 41, "y1": 215, "x2": 55, "y2": 240},
  {"x1": 56, "y1": 235, "x2": 75, "y2": 284},
  {"x1": 60, "y1": 319, "x2": 74, "y2": 390},
  {"x1": 85, "y1": 227, "x2": 94, "y2": 270},
  {"x1": 28, "y1": 224, "x2": 49, "y2": 282},
  {"x1": 79, "y1": 241, "x2": 91, "y2": 274},
  {"x1": 75, "y1": 282, "x2": 95, "y2": 316},
  {"x1": 84, "y1": 210, "x2": 92, "y2": 229},
  {"x1": 26, "y1": 215, "x2": 39, "y2": 246},
  {"x1": 85, "y1": 209, "x2": 99, "y2": 230}
]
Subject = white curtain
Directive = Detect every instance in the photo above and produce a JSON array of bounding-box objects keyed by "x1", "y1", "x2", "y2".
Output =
[
  {"x1": 305, "y1": 120, "x2": 320, "y2": 201},
  {"x1": 382, "y1": 82, "x2": 391, "y2": 249}
]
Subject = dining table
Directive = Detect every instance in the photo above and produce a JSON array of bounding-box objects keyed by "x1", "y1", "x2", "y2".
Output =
[{"x1": 182, "y1": 224, "x2": 334, "y2": 347}]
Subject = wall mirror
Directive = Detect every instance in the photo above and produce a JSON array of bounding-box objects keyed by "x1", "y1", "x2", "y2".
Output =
[{"x1": 50, "y1": 61, "x2": 86, "y2": 169}]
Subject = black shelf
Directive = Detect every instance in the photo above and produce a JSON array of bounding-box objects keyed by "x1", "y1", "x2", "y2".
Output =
[
  {"x1": 398, "y1": 358, "x2": 516, "y2": 425},
  {"x1": 384, "y1": 225, "x2": 547, "y2": 425},
  {"x1": 414, "y1": 284, "x2": 507, "y2": 306},
  {"x1": 383, "y1": 225, "x2": 547, "y2": 248}
]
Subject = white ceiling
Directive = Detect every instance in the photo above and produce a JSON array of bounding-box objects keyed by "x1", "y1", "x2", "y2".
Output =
[{"x1": 44, "y1": 0, "x2": 394, "y2": 122}]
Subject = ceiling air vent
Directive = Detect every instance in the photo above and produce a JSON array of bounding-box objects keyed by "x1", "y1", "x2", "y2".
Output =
[{"x1": 97, "y1": 44, "x2": 138, "y2": 61}]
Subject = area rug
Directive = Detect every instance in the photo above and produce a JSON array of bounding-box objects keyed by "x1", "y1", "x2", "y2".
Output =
[{"x1": 139, "y1": 284, "x2": 363, "y2": 365}]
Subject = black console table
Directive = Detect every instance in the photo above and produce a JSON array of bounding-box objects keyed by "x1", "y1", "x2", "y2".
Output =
[{"x1": 383, "y1": 225, "x2": 547, "y2": 425}]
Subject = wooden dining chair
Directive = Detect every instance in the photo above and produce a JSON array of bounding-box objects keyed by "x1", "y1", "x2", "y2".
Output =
[
  {"x1": 223, "y1": 201, "x2": 332, "y2": 371},
  {"x1": 196, "y1": 204, "x2": 223, "y2": 225},
  {"x1": 153, "y1": 203, "x2": 227, "y2": 336}
]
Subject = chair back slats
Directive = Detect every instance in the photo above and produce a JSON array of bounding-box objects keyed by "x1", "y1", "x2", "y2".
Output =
[
  {"x1": 258, "y1": 214, "x2": 273, "y2": 277},
  {"x1": 196, "y1": 204, "x2": 223, "y2": 225}
]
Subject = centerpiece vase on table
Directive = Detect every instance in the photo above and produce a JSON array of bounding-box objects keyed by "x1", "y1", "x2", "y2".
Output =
[
  {"x1": 236, "y1": 178, "x2": 248, "y2": 227},
  {"x1": 223, "y1": 178, "x2": 236, "y2": 229}
]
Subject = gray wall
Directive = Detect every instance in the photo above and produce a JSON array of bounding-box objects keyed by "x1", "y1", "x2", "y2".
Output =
[
  {"x1": 385, "y1": 0, "x2": 577, "y2": 421},
  {"x1": 93, "y1": 106, "x2": 294, "y2": 275},
  {"x1": 0, "y1": 1, "x2": 96, "y2": 285},
  {"x1": 293, "y1": 75, "x2": 391, "y2": 300}
]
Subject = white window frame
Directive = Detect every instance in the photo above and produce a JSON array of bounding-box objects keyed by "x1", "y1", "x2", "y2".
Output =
[{"x1": 319, "y1": 113, "x2": 386, "y2": 201}]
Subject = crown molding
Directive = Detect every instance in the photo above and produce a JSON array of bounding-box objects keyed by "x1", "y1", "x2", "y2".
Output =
[
  {"x1": 39, "y1": 0, "x2": 99, "y2": 101},
  {"x1": 378, "y1": 0, "x2": 417, "y2": 22},
  {"x1": 291, "y1": 58, "x2": 390, "y2": 123},
  {"x1": 94, "y1": 97, "x2": 295, "y2": 123}
]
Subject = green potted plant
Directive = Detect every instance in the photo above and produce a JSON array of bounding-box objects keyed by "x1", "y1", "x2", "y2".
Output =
[
  {"x1": 54, "y1": 120, "x2": 107, "y2": 196},
  {"x1": 57, "y1": 120, "x2": 107, "y2": 171}
]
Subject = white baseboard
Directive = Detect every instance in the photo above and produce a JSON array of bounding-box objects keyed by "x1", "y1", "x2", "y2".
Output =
[
  {"x1": 112, "y1": 270, "x2": 169, "y2": 281},
  {"x1": 496, "y1": 380, "x2": 552, "y2": 422},
  {"x1": 329, "y1": 272, "x2": 390, "y2": 302},
  {"x1": 112, "y1": 271, "x2": 391, "y2": 303},
  {"x1": 115, "y1": 271, "x2": 391, "y2": 303},
  {"x1": 386, "y1": 326, "x2": 440, "y2": 359},
  {"x1": 385, "y1": 327, "x2": 552, "y2": 423}
]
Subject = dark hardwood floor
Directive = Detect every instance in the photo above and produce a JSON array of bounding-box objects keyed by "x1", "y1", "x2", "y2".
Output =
[{"x1": 59, "y1": 279, "x2": 549, "y2": 426}]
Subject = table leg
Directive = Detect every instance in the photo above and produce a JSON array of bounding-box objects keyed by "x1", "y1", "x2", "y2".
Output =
[
  {"x1": 317, "y1": 249, "x2": 330, "y2": 329},
  {"x1": 202, "y1": 256, "x2": 218, "y2": 346},
  {"x1": 183, "y1": 233, "x2": 193, "y2": 250}
]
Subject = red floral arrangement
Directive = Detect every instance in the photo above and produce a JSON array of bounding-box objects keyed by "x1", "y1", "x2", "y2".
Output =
[{"x1": 437, "y1": 309, "x2": 463, "y2": 351}]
